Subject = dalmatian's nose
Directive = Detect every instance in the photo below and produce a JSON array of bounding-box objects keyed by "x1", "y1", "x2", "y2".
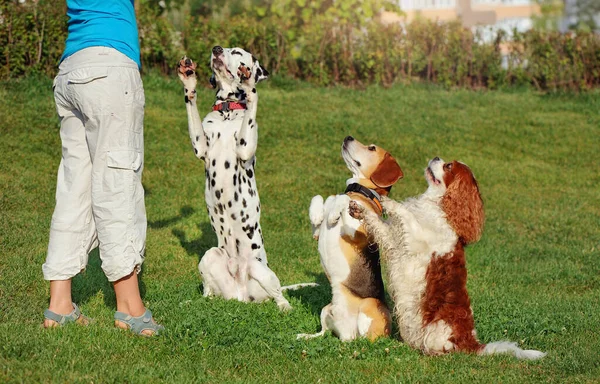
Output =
[{"x1": 212, "y1": 46, "x2": 224, "y2": 55}]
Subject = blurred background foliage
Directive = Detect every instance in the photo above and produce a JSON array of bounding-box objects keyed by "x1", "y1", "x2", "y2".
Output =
[{"x1": 1, "y1": 0, "x2": 599, "y2": 91}]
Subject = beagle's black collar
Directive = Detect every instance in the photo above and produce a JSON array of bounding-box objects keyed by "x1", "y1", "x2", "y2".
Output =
[{"x1": 345, "y1": 183, "x2": 383, "y2": 214}]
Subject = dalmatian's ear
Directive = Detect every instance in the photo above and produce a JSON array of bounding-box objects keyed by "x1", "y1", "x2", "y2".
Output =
[
  {"x1": 209, "y1": 73, "x2": 217, "y2": 88},
  {"x1": 253, "y1": 59, "x2": 269, "y2": 84}
]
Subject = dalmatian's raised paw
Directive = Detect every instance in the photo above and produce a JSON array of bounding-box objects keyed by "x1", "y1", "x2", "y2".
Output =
[
  {"x1": 348, "y1": 200, "x2": 365, "y2": 220},
  {"x1": 177, "y1": 56, "x2": 198, "y2": 102}
]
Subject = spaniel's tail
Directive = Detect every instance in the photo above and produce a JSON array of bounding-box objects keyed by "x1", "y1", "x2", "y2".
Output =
[
  {"x1": 479, "y1": 341, "x2": 546, "y2": 360},
  {"x1": 281, "y1": 282, "x2": 319, "y2": 291}
]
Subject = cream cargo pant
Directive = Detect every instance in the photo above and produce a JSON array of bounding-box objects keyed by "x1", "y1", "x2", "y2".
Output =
[{"x1": 43, "y1": 47, "x2": 146, "y2": 282}]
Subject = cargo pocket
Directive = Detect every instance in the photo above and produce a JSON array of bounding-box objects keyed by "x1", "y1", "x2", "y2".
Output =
[{"x1": 105, "y1": 149, "x2": 143, "y2": 195}]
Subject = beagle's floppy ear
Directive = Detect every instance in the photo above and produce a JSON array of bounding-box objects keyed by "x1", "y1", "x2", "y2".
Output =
[
  {"x1": 252, "y1": 58, "x2": 269, "y2": 84},
  {"x1": 370, "y1": 153, "x2": 403, "y2": 188}
]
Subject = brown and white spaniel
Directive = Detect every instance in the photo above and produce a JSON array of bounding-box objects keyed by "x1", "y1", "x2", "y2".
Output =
[{"x1": 349, "y1": 157, "x2": 545, "y2": 359}]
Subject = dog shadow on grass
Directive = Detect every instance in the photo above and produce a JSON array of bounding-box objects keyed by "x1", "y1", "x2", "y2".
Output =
[
  {"x1": 285, "y1": 272, "x2": 331, "y2": 315},
  {"x1": 147, "y1": 204, "x2": 216, "y2": 264}
]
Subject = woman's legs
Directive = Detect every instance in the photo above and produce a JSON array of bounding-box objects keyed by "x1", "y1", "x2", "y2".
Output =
[{"x1": 43, "y1": 280, "x2": 74, "y2": 328}]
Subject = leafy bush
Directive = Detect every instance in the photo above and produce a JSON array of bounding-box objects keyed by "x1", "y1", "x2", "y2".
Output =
[{"x1": 1, "y1": 0, "x2": 599, "y2": 91}]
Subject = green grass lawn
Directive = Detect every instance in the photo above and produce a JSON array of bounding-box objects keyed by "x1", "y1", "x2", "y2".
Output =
[{"x1": 1, "y1": 75, "x2": 599, "y2": 383}]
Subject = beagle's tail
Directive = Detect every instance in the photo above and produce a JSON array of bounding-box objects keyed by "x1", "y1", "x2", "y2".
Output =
[
  {"x1": 479, "y1": 341, "x2": 546, "y2": 360},
  {"x1": 281, "y1": 283, "x2": 319, "y2": 291}
]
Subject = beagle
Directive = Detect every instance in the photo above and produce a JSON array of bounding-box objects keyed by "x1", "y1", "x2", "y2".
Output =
[{"x1": 297, "y1": 136, "x2": 403, "y2": 341}]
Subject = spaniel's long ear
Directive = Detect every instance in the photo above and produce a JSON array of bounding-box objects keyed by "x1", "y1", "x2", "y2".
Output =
[
  {"x1": 370, "y1": 153, "x2": 403, "y2": 188},
  {"x1": 442, "y1": 169, "x2": 484, "y2": 244}
]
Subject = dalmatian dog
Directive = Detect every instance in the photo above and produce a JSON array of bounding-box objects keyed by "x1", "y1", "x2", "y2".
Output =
[{"x1": 176, "y1": 46, "x2": 310, "y2": 311}]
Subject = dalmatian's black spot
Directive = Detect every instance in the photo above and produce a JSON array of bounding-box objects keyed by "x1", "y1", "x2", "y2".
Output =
[
  {"x1": 251, "y1": 244, "x2": 260, "y2": 250},
  {"x1": 240, "y1": 138, "x2": 247, "y2": 146},
  {"x1": 218, "y1": 203, "x2": 224, "y2": 215},
  {"x1": 212, "y1": 171, "x2": 216, "y2": 178},
  {"x1": 195, "y1": 135, "x2": 199, "y2": 141},
  {"x1": 220, "y1": 217, "x2": 224, "y2": 223},
  {"x1": 256, "y1": 206, "x2": 259, "y2": 212},
  {"x1": 234, "y1": 192, "x2": 239, "y2": 201},
  {"x1": 252, "y1": 88, "x2": 256, "y2": 93},
  {"x1": 248, "y1": 188, "x2": 254, "y2": 197},
  {"x1": 215, "y1": 190, "x2": 221, "y2": 199},
  {"x1": 246, "y1": 169, "x2": 253, "y2": 178},
  {"x1": 212, "y1": 159, "x2": 216, "y2": 167},
  {"x1": 242, "y1": 199, "x2": 247, "y2": 208},
  {"x1": 231, "y1": 213, "x2": 236, "y2": 220},
  {"x1": 257, "y1": 257, "x2": 262, "y2": 263},
  {"x1": 241, "y1": 217, "x2": 247, "y2": 223},
  {"x1": 207, "y1": 120, "x2": 213, "y2": 124},
  {"x1": 249, "y1": 119, "x2": 253, "y2": 125},
  {"x1": 231, "y1": 50, "x2": 243, "y2": 56},
  {"x1": 228, "y1": 200, "x2": 233, "y2": 208},
  {"x1": 218, "y1": 133, "x2": 221, "y2": 139},
  {"x1": 233, "y1": 174, "x2": 237, "y2": 186},
  {"x1": 194, "y1": 148, "x2": 198, "y2": 155},
  {"x1": 211, "y1": 179, "x2": 215, "y2": 187},
  {"x1": 225, "y1": 161, "x2": 230, "y2": 169},
  {"x1": 213, "y1": 207, "x2": 218, "y2": 215}
]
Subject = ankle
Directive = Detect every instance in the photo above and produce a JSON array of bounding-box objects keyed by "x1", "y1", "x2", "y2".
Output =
[
  {"x1": 116, "y1": 302, "x2": 146, "y2": 317},
  {"x1": 48, "y1": 300, "x2": 74, "y2": 315}
]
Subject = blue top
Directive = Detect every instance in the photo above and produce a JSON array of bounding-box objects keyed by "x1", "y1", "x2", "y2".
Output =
[{"x1": 61, "y1": 0, "x2": 141, "y2": 69}]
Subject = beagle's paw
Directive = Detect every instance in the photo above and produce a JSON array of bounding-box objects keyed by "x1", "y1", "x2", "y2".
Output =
[{"x1": 327, "y1": 195, "x2": 350, "y2": 226}]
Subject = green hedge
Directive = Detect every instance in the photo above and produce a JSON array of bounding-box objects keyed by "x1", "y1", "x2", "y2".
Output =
[{"x1": 2, "y1": 1, "x2": 599, "y2": 91}]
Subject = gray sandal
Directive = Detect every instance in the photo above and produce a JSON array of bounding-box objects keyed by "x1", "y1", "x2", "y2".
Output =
[
  {"x1": 44, "y1": 303, "x2": 91, "y2": 326},
  {"x1": 114, "y1": 309, "x2": 164, "y2": 336}
]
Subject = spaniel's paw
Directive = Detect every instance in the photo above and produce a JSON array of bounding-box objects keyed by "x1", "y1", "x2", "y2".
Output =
[{"x1": 348, "y1": 200, "x2": 365, "y2": 220}]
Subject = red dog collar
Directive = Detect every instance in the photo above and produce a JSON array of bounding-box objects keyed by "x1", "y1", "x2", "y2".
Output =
[{"x1": 212, "y1": 101, "x2": 247, "y2": 112}]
